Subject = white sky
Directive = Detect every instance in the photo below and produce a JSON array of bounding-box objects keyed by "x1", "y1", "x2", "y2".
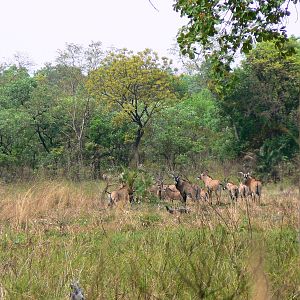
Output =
[{"x1": 1, "y1": 0, "x2": 299, "y2": 69}]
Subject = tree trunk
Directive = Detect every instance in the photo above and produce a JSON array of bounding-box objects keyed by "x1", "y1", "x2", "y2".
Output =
[{"x1": 130, "y1": 127, "x2": 144, "y2": 168}]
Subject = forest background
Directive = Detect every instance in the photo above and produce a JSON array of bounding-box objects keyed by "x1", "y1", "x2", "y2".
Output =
[{"x1": 0, "y1": 37, "x2": 299, "y2": 183}]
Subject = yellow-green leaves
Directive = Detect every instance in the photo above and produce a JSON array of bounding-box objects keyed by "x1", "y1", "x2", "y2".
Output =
[
  {"x1": 86, "y1": 49, "x2": 176, "y2": 129},
  {"x1": 86, "y1": 49, "x2": 178, "y2": 165}
]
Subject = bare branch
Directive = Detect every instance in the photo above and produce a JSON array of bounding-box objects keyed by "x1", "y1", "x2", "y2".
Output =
[{"x1": 148, "y1": 0, "x2": 159, "y2": 12}]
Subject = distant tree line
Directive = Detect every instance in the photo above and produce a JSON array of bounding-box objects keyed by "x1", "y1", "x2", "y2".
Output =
[{"x1": 0, "y1": 38, "x2": 299, "y2": 181}]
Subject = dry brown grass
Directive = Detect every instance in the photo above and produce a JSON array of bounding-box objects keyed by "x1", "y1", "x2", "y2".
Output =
[
  {"x1": 0, "y1": 179, "x2": 297, "y2": 235},
  {"x1": 0, "y1": 180, "x2": 104, "y2": 229},
  {"x1": 0, "y1": 180, "x2": 298, "y2": 299}
]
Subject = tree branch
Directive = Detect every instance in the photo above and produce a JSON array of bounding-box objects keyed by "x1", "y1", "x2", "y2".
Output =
[{"x1": 148, "y1": 0, "x2": 159, "y2": 12}]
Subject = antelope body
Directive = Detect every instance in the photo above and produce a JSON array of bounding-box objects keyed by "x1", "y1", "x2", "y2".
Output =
[
  {"x1": 238, "y1": 182, "x2": 250, "y2": 200},
  {"x1": 173, "y1": 175, "x2": 200, "y2": 204},
  {"x1": 223, "y1": 179, "x2": 239, "y2": 201},
  {"x1": 164, "y1": 184, "x2": 177, "y2": 193},
  {"x1": 162, "y1": 185, "x2": 183, "y2": 202},
  {"x1": 240, "y1": 172, "x2": 262, "y2": 204},
  {"x1": 109, "y1": 185, "x2": 134, "y2": 207},
  {"x1": 149, "y1": 179, "x2": 178, "y2": 201},
  {"x1": 197, "y1": 172, "x2": 222, "y2": 204},
  {"x1": 199, "y1": 188, "x2": 208, "y2": 201}
]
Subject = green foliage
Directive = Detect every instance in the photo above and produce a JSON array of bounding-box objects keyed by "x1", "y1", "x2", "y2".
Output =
[
  {"x1": 218, "y1": 38, "x2": 300, "y2": 176},
  {"x1": 132, "y1": 170, "x2": 154, "y2": 201},
  {"x1": 0, "y1": 66, "x2": 36, "y2": 107},
  {"x1": 89, "y1": 111, "x2": 133, "y2": 166},
  {"x1": 120, "y1": 168, "x2": 138, "y2": 189},
  {"x1": 174, "y1": 0, "x2": 298, "y2": 65},
  {"x1": 139, "y1": 213, "x2": 162, "y2": 227},
  {"x1": 0, "y1": 41, "x2": 298, "y2": 179},
  {"x1": 86, "y1": 49, "x2": 178, "y2": 164},
  {"x1": 0, "y1": 67, "x2": 38, "y2": 169},
  {"x1": 145, "y1": 88, "x2": 236, "y2": 169},
  {"x1": 86, "y1": 49, "x2": 176, "y2": 125}
]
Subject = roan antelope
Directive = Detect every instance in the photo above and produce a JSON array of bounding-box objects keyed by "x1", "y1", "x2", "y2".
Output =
[
  {"x1": 222, "y1": 178, "x2": 239, "y2": 202},
  {"x1": 239, "y1": 172, "x2": 262, "y2": 204},
  {"x1": 149, "y1": 177, "x2": 178, "y2": 201},
  {"x1": 162, "y1": 185, "x2": 183, "y2": 202},
  {"x1": 199, "y1": 188, "x2": 209, "y2": 201},
  {"x1": 238, "y1": 182, "x2": 250, "y2": 201},
  {"x1": 149, "y1": 179, "x2": 163, "y2": 200},
  {"x1": 108, "y1": 184, "x2": 134, "y2": 208},
  {"x1": 197, "y1": 171, "x2": 222, "y2": 205},
  {"x1": 173, "y1": 175, "x2": 200, "y2": 204}
]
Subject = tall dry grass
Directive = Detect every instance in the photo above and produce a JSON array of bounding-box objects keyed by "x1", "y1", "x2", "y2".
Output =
[
  {"x1": 0, "y1": 179, "x2": 298, "y2": 299},
  {"x1": 0, "y1": 180, "x2": 105, "y2": 228}
]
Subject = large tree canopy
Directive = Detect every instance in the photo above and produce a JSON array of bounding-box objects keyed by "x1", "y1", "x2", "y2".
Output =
[
  {"x1": 218, "y1": 38, "x2": 300, "y2": 175},
  {"x1": 86, "y1": 49, "x2": 177, "y2": 166},
  {"x1": 174, "y1": 0, "x2": 299, "y2": 63}
]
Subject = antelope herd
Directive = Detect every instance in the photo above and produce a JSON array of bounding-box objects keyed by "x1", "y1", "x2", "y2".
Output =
[{"x1": 104, "y1": 171, "x2": 263, "y2": 209}]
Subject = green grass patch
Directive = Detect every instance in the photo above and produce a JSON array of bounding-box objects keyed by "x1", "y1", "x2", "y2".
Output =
[{"x1": 0, "y1": 224, "x2": 298, "y2": 299}]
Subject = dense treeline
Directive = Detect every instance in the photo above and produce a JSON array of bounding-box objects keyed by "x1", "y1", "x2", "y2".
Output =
[{"x1": 0, "y1": 38, "x2": 299, "y2": 181}]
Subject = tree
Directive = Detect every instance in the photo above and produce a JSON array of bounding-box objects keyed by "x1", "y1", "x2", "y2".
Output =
[
  {"x1": 56, "y1": 41, "x2": 104, "y2": 74},
  {"x1": 86, "y1": 49, "x2": 177, "y2": 167},
  {"x1": 53, "y1": 43, "x2": 104, "y2": 178},
  {"x1": 220, "y1": 38, "x2": 300, "y2": 177},
  {"x1": 144, "y1": 88, "x2": 236, "y2": 171},
  {"x1": 88, "y1": 109, "x2": 133, "y2": 176},
  {"x1": 0, "y1": 65, "x2": 39, "y2": 176},
  {"x1": 174, "y1": 0, "x2": 298, "y2": 63}
]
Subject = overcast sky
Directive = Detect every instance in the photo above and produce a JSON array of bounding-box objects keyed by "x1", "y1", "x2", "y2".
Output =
[{"x1": 1, "y1": 0, "x2": 299, "y2": 69}]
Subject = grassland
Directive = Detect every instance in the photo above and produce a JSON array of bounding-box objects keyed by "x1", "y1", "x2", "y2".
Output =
[{"x1": 0, "y1": 180, "x2": 298, "y2": 299}]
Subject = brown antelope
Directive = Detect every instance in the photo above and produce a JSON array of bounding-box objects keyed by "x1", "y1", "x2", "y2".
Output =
[
  {"x1": 149, "y1": 180, "x2": 163, "y2": 200},
  {"x1": 197, "y1": 171, "x2": 222, "y2": 204},
  {"x1": 108, "y1": 185, "x2": 134, "y2": 208},
  {"x1": 199, "y1": 188, "x2": 209, "y2": 201},
  {"x1": 238, "y1": 182, "x2": 250, "y2": 201},
  {"x1": 239, "y1": 172, "x2": 262, "y2": 204},
  {"x1": 162, "y1": 185, "x2": 183, "y2": 202},
  {"x1": 164, "y1": 184, "x2": 178, "y2": 193},
  {"x1": 222, "y1": 178, "x2": 239, "y2": 201},
  {"x1": 148, "y1": 174, "x2": 175, "y2": 198},
  {"x1": 173, "y1": 175, "x2": 200, "y2": 204},
  {"x1": 190, "y1": 183, "x2": 201, "y2": 201}
]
